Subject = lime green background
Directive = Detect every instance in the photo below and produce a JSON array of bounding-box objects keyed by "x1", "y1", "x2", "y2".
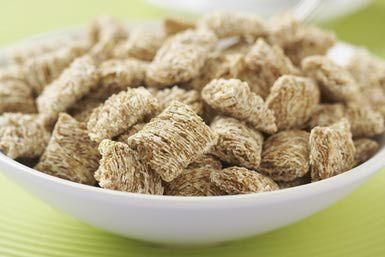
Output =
[{"x1": 1, "y1": 0, "x2": 385, "y2": 256}]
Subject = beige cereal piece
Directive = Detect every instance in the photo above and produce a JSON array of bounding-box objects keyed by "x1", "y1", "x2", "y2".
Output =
[
  {"x1": 284, "y1": 26, "x2": 336, "y2": 65},
  {"x1": 277, "y1": 174, "x2": 310, "y2": 189},
  {"x1": 353, "y1": 138, "x2": 379, "y2": 166},
  {"x1": 37, "y1": 55, "x2": 99, "y2": 119},
  {"x1": 266, "y1": 75, "x2": 320, "y2": 130},
  {"x1": 199, "y1": 11, "x2": 266, "y2": 40},
  {"x1": 152, "y1": 86, "x2": 203, "y2": 115},
  {"x1": 0, "y1": 113, "x2": 51, "y2": 159},
  {"x1": 188, "y1": 154, "x2": 222, "y2": 170},
  {"x1": 308, "y1": 104, "x2": 346, "y2": 129},
  {"x1": 201, "y1": 78, "x2": 277, "y2": 134},
  {"x1": 302, "y1": 56, "x2": 359, "y2": 102},
  {"x1": 186, "y1": 52, "x2": 245, "y2": 92},
  {"x1": 68, "y1": 97, "x2": 103, "y2": 123},
  {"x1": 127, "y1": 101, "x2": 218, "y2": 182},
  {"x1": 344, "y1": 102, "x2": 385, "y2": 138},
  {"x1": 242, "y1": 39, "x2": 299, "y2": 99},
  {"x1": 259, "y1": 130, "x2": 310, "y2": 182},
  {"x1": 210, "y1": 167, "x2": 279, "y2": 195},
  {"x1": 0, "y1": 79, "x2": 36, "y2": 114},
  {"x1": 164, "y1": 17, "x2": 196, "y2": 36},
  {"x1": 95, "y1": 139, "x2": 163, "y2": 194},
  {"x1": 90, "y1": 58, "x2": 148, "y2": 99},
  {"x1": 113, "y1": 28, "x2": 166, "y2": 61},
  {"x1": 361, "y1": 85, "x2": 385, "y2": 113},
  {"x1": 146, "y1": 29, "x2": 217, "y2": 88},
  {"x1": 309, "y1": 119, "x2": 356, "y2": 181},
  {"x1": 165, "y1": 166, "x2": 224, "y2": 196},
  {"x1": 88, "y1": 16, "x2": 126, "y2": 62},
  {"x1": 87, "y1": 87, "x2": 159, "y2": 142},
  {"x1": 35, "y1": 113, "x2": 99, "y2": 185},
  {"x1": 116, "y1": 123, "x2": 146, "y2": 143},
  {"x1": 210, "y1": 116, "x2": 263, "y2": 170},
  {"x1": 347, "y1": 49, "x2": 385, "y2": 90},
  {"x1": 267, "y1": 13, "x2": 300, "y2": 48}
]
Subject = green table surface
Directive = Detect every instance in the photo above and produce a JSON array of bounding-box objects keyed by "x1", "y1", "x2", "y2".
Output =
[{"x1": 1, "y1": 0, "x2": 385, "y2": 256}]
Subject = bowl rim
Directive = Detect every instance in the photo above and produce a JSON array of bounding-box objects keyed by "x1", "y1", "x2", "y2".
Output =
[{"x1": 1, "y1": 25, "x2": 385, "y2": 205}]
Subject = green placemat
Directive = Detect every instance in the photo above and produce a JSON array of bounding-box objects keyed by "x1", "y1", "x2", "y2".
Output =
[{"x1": 1, "y1": 1, "x2": 385, "y2": 256}]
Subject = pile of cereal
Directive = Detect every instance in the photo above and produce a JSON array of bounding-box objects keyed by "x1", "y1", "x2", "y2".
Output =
[{"x1": 0, "y1": 13, "x2": 384, "y2": 196}]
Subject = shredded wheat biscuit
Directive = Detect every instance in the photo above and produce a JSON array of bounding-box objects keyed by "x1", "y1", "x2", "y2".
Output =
[
  {"x1": 210, "y1": 116, "x2": 263, "y2": 170},
  {"x1": 0, "y1": 113, "x2": 51, "y2": 159},
  {"x1": 87, "y1": 87, "x2": 158, "y2": 142},
  {"x1": 127, "y1": 101, "x2": 218, "y2": 182},
  {"x1": 68, "y1": 97, "x2": 103, "y2": 123},
  {"x1": 0, "y1": 79, "x2": 36, "y2": 114},
  {"x1": 259, "y1": 130, "x2": 310, "y2": 182},
  {"x1": 277, "y1": 174, "x2": 310, "y2": 189},
  {"x1": 266, "y1": 75, "x2": 320, "y2": 130},
  {"x1": 35, "y1": 113, "x2": 99, "y2": 185},
  {"x1": 309, "y1": 119, "x2": 356, "y2": 181},
  {"x1": 95, "y1": 139, "x2": 163, "y2": 194},
  {"x1": 308, "y1": 104, "x2": 345, "y2": 129},
  {"x1": 164, "y1": 17, "x2": 196, "y2": 36},
  {"x1": 202, "y1": 78, "x2": 277, "y2": 134},
  {"x1": 116, "y1": 123, "x2": 146, "y2": 143},
  {"x1": 210, "y1": 166, "x2": 279, "y2": 195},
  {"x1": 353, "y1": 138, "x2": 379, "y2": 166}
]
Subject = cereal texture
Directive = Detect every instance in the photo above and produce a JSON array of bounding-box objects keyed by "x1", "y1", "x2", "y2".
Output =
[
  {"x1": 302, "y1": 56, "x2": 359, "y2": 102},
  {"x1": 146, "y1": 29, "x2": 217, "y2": 88},
  {"x1": 277, "y1": 174, "x2": 310, "y2": 189},
  {"x1": 308, "y1": 104, "x2": 345, "y2": 129},
  {"x1": 37, "y1": 56, "x2": 99, "y2": 119},
  {"x1": 164, "y1": 17, "x2": 196, "y2": 36},
  {"x1": 152, "y1": 86, "x2": 203, "y2": 115},
  {"x1": 91, "y1": 58, "x2": 148, "y2": 99},
  {"x1": 309, "y1": 119, "x2": 356, "y2": 181},
  {"x1": 210, "y1": 167, "x2": 279, "y2": 195},
  {"x1": 116, "y1": 123, "x2": 145, "y2": 143},
  {"x1": 165, "y1": 155, "x2": 223, "y2": 196},
  {"x1": 344, "y1": 102, "x2": 385, "y2": 138},
  {"x1": 68, "y1": 97, "x2": 103, "y2": 123},
  {"x1": 127, "y1": 101, "x2": 218, "y2": 182},
  {"x1": 0, "y1": 114, "x2": 51, "y2": 159},
  {"x1": 259, "y1": 130, "x2": 310, "y2": 182},
  {"x1": 95, "y1": 139, "x2": 163, "y2": 194},
  {"x1": 267, "y1": 13, "x2": 299, "y2": 49},
  {"x1": 0, "y1": 79, "x2": 36, "y2": 114},
  {"x1": 353, "y1": 138, "x2": 379, "y2": 166},
  {"x1": 87, "y1": 87, "x2": 159, "y2": 142},
  {"x1": 210, "y1": 116, "x2": 263, "y2": 170},
  {"x1": 202, "y1": 78, "x2": 277, "y2": 134},
  {"x1": 35, "y1": 113, "x2": 99, "y2": 185},
  {"x1": 266, "y1": 75, "x2": 320, "y2": 130},
  {"x1": 88, "y1": 16, "x2": 126, "y2": 62},
  {"x1": 113, "y1": 28, "x2": 165, "y2": 61},
  {"x1": 199, "y1": 11, "x2": 266, "y2": 40}
]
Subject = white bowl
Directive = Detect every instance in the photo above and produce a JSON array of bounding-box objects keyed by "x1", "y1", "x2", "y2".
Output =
[{"x1": 0, "y1": 27, "x2": 384, "y2": 246}]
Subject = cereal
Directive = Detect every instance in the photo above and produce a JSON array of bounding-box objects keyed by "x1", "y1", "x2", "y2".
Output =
[
  {"x1": 202, "y1": 78, "x2": 277, "y2": 134},
  {"x1": 146, "y1": 29, "x2": 217, "y2": 88},
  {"x1": 308, "y1": 104, "x2": 345, "y2": 129},
  {"x1": 309, "y1": 119, "x2": 356, "y2": 181},
  {"x1": 344, "y1": 102, "x2": 385, "y2": 138},
  {"x1": 266, "y1": 75, "x2": 320, "y2": 130},
  {"x1": 210, "y1": 167, "x2": 279, "y2": 195},
  {"x1": 35, "y1": 113, "x2": 99, "y2": 185},
  {"x1": 127, "y1": 101, "x2": 218, "y2": 182},
  {"x1": 267, "y1": 13, "x2": 299, "y2": 49},
  {"x1": 353, "y1": 138, "x2": 379, "y2": 166},
  {"x1": 68, "y1": 97, "x2": 103, "y2": 123},
  {"x1": 88, "y1": 16, "x2": 126, "y2": 62},
  {"x1": 302, "y1": 55, "x2": 359, "y2": 102},
  {"x1": 116, "y1": 123, "x2": 145, "y2": 143},
  {"x1": 36, "y1": 56, "x2": 99, "y2": 119},
  {"x1": 188, "y1": 154, "x2": 222, "y2": 170},
  {"x1": 0, "y1": 79, "x2": 36, "y2": 114},
  {"x1": 151, "y1": 86, "x2": 203, "y2": 115},
  {"x1": 87, "y1": 87, "x2": 159, "y2": 142},
  {"x1": 113, "y1": 28, "x2": 166, "y2": 61},
  {"x1": 95, "y1": 139, "x2": 163, "y2": 194},
  {"x1": 199, "y1": 11, "x2": 266, "y2": 40},
  {"x1": 164, "y1": 17, "x2": 196, "y2": 36},
  {"x1": 277, "y1": 174, "x2": 310, "y2": 189},
  {"x1": 0, "y1": 113, "x2": 51, "y2": 159},
  {"x1": 210, "y1": 116, "x2": 263, "y2": 170},
  {"x1": 259, "y1": 130, "x2": 310, "y2": 182},
  {"x1": 91, "y1": 58, "x2": 148, "y2": 99}
]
